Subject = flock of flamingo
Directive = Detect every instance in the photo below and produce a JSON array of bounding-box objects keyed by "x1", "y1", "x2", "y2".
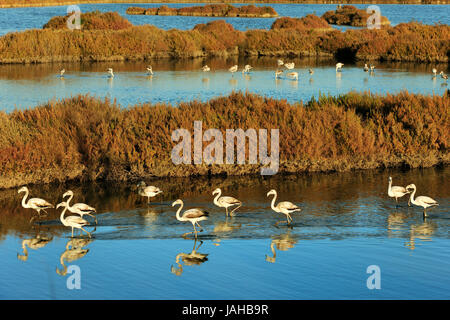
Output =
[
  {"x1": 18, "y1": 176, "x2": 439, "y2": 239},
  {"x1": 58, "y1": 60, "x2": 448, "y2": 84}
]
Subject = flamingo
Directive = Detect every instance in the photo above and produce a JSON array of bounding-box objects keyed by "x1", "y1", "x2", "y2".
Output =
[
  {"x1": 277, "y1": 59, "x2": 284, "y2": 67},
  {"x1": 284, "y1": 62, "x2": 295, "y2": 70},
  {"x1": 137, "y1": 181, "x2": 162, "y2": 204},
  {"x1": 363, "y1": 64, "x2": 369, "y2": 72},
  {"x1": 107, "y1": 68, "x2": 114, "y2": 78},
  {"x1": 309, "y1": 69, "x2": 314, "y2": 75},
  {"x1": 146, "y1": 66, "x2": 153, "y2": 75},
  {"x1": 229, "y1": 65, "x2": 238, "y2": 76},
  {"x1": 336, "y1": 62, "x2": 344, "y2": 71},
  {"x1": 267, "y1": 189, "x2": 301, "y2": 225},
  {"x1": 242, "y1": 64, "x2": 252, "y2": 74},
  {"x1": 172, "y1": 199, "x2": 209, "y2": 238},
  {"x1": 432, "y1": 68, "x2": 437, "y2": 76},
  {"x1": 370, "y1": 64, "x2": 375, "y2": 72},
  {"x1": 18, "y1": 186, "x2": 54, "y2": 222},
  {"x1": 275, "y1": 69, "x2": 283, "y2": 79},
  {"x1": 63, "y1": 190, "x2": 97, "y2": 224},
  {"x1": 388, "y1": 177, "x2": 411, "y2": 206},
  {"x1": 59, "y1": 69, "x2": 65, "y2": 77},
  {"x1": 212, "y1": 188, "x2": 242, "y2": 217},
  {"x1": 57, "y1": 202, "x2": 92, "y2": 238},
  {"x1": 406, "y1": 184, "x2": 439, "y2": 218},
  {"x1": 440, "y1": 71, "x2": 448, "y2": 80},
  {"x1": 286, "y1": 72, "x2": 298, "y2": 80},
  {"x1": 202, "y1": 65, "x2": 210, "y2": 72}
]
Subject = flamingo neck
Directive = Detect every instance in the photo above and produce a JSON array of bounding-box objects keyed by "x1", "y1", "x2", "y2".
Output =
[
  {"x1": 270, "y1": 192, "x2": 278, "y2": 211},
  {"x1": 271, "y1": 242, "x2": 276, "y2": 257},
  {"x1": 21, "y1": 189, "x2": 29, "y2": 208},
  {"x1": 409, "y1": 188, "x2": 417, "y2": 205},
  {"x1": 59, "y1": 206, "x2": 68, "y2": 225},
  {"x1": 388, "y1": 180, "x2": 392, "y2": 194},
  {"x1": 175, "y1": 202, "x2": 184, "y2": 221},
  {"x1": 65, "y1": 193, "x2": 74, "y2": 207},
  {"x1": 213, "y1": 190, "x2": 222, "y2": 206}
]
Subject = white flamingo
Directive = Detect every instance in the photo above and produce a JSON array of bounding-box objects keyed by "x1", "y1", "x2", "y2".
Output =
[
  {"x1": 284, "y1": 62, "x2": 295, "y2": 70},
  {"x1": 18, "y1": 187, "x2": 54, "y2": 221},
  {"x1": 267, "y1": 189, "x2": 301, "y2": 225},
  {"x1": 309, "y1": 69, "x2": 314, "y2": 75},
  {"x1": 202, "y1": 65, "x2": 210, "y2": 72},
  {"x1": 275, "y1": 69, "x2": 283, "y2": 79},
  {"x1": 63, "y1": 190, "x2": 97, "y2": 224},
  {"x1": 287, "y1": 72, "x2": 298, "y2": 80},
  {"x1": 229, "y1": 65, "x2": 238, "y2": 76},
  {"x1": 336, "y1": 62, "x2": 344, "y2": 71},
  {"x1": 363, "y1": 64, "x2": 369, "y2": 72},
  {"x1": 432, "y1": 68, "x2": 437, "y2": 76},
  {"x1": 57, "y1": 202, "x2": 91, "y2": 238},
  {"x1": 242, "y1": 64, "x2": 252, "y2": 74},
  {"x1": 277, "y1": 59, "x2": 284, "y2": 66},
  {"x1": 406, "y1": 184, "x2": 439, "y2": 218},
  {"x1": 60, "y1": 69, "x2": 65, "y2": 77},
  {"x1": 387, "y1": 177, "x2": 411, "y2": 206},
  {"x1": 370, "y1": 64, "x2": 375, "y2": 72},
  {"x1": 146, "y1": 66, "x2": 153, "y2": 75},
  {"x1": 137, "y1": 181, "x2": 162, "y2": 204},
  {"x1": 107, "y1": 68, "x2": 114, "y2": 78},
  {"x1": 212, "y1": 188, "x2": 242, "y2": 217},
  {"x1": 440, "y1": 71, "x2": 448, "y2": 80},
  {"x1": 172, "y1": 199, "x2": 209, "y2": 238}
]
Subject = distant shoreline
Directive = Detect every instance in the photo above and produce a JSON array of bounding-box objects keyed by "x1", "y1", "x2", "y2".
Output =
[{"x1": 1, "y1": 0, "x2": 449, "y2": 9}]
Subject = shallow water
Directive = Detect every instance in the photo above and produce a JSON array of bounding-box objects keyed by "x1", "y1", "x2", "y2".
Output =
[
  {"x1": 0, "y1": 58, "x2": 448, "y2": 112},
  {"x1": 0, "y1": 3, "x2": 449, "y2": 36},
  {"x1": 0, "y1": 167, "x2": 449, "y2": 299}
]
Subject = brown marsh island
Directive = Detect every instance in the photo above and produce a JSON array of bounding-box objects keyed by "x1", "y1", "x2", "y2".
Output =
[{"x1": 126, "y1": 4, "x2": 278, "y2": 18}]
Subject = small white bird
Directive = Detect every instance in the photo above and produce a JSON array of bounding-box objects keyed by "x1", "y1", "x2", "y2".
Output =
[
  {"x1": 277, "y1": 59, "x2": 284, "y2": 66},
  {"x1": 18, "y1": 186, "x2": 54, "y2": 222},
  {"x1": 173, "y1": 199, "x2": 209, "y2": 238},
  {"x1": 57, "y1": 202, "x2": 91, "y2": 238},
  {"x1": 267, "y1": 189, "x2": 301, "y2": 225},
  {"x1": 275, "y1": 69, "x2": 283, "y2": 79},
  {"x1": 212, "y1": 188, "x2": 242, "y2": 217},
  {"x1": 63, "y1": 190, "x2": 97, "y2": 224},
  {"x1": 229, "y1": 65, "x2": 238, "y2": 76},
  {"x1": 309, "y1": 69, "x2": 314, "y2": 75},
  {"x1": 284, "y1": 62, "x2": 295, "y2": 70},
  {"x1": 432, "y1": 68, "x2": 437, "y2": 76},
  {"x1": 202, "y1": 65, "x2": 210, "y2": 72},
  {"x1": 146, "y1": 66, "x2": 153, "y2": 75},
  {"x1": 242, "y1": 64, "x2": 252, "y2": 74},
  {"x1": 363, "y1": 64, "x2": 369, "y2": 72},
  {"x1": 440, "y1": 71, "x2": 448, "y2": 80},
  {"x1": 370, "y1": 64, "x2": 375, "y2": 72},
  {"x1": 287, "y1": 72, "x2": 298, "y2": 80},
  {"x1": 107, "y1": 68, "x2": 114, "y2": 78},
  {"x1": 406, "y1": 184, "x2": 439, "y2": 218},
  {"x1": 137, "y1": 181, "x2": 162, "y2": 204},
  {"x1": 336, "y1": 63, "x2": 344, "y2": 72},
  {"x1": 387, "y1": 177, "x2": 410, "y2": 206},
  {"x1": 60, "y1": 69, "x2": 65, "y2": 77}
]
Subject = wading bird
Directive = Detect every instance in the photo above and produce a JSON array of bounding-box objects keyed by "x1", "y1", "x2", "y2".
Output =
[
  {"x1": 202, "y1": 65, "x2": 210, "y2": 72},
  {"x1": 57, "y1": 202, "x2": 91, "y2": 238},
  {"x1": 229, "y1": 65, "x2": 238, "y2": 76},
  {"x1": 172, "y1": 199, "x2": 209, "y2": 238},
  {"x1": 284, "y1": 62, "x2": 295, "y2": 70},
  {"x1": 107, "y1": 68, "x2": 114, "y2": 78},
  {"x1": 432, "y1": 68, "x2": 437, "y2": 76},
  {"x1": 63, "y1": 190, "x2": 97, "y2": 224},
  {"x1": 370, "y1": 64, "x2": 375, "y2": 72},
  {"x1": 406, "y1": 184, "x2": 439, "y2": 218},
  {"x1": 364, "y1": 64, "x2": 369, "y2": 72},
  {"x1": 18, "y1": 187, "x2": 54, "y2": 222},
  {"x1": 336, "y1": 62, "x2": 344, "y2": 72},
  {"x1": 212, "y1": 188, "x2": 242, "y2": 217},
  {"x1": 277, "y1": 59, "x2": 284, "y2": 67},
  {"x1": 388, "y1": 177, "x2": 411, "y2": 206},
  {"x1": 287, "y1": 72, "x2": 298, "y2": 80},
  {"x1": 146, "y1": 66, "x2": 153, "y2": 75},
  {"x1": 275, "y1": 69, "x2": 283, "y2": 79},
  {"x1": 267, "y1": 189, "x2": 301, "y2": 225},
  {"x1": 440, "y1": 71, "x2": 448, "y2": 80},
  {"x1": 242, "y1": 64, "x2": 252, "y2": 74},
  {"x1": 309, "y1": 69, "x2": 314, "y2": 75},
  {"x1": 60, "y1": 69, "x2": 65, "y2": 77},
  {"x1": 137, "y1": 181, "x2": 162, "y2": 204}
]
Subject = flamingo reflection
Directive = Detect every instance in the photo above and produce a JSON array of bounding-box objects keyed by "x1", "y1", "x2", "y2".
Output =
[
  {"x1": 265, "y1": 231, "x2": 298, "y2": 263},
  {"x1": 171, "y1": 239, "x2": 208, "y2": 276},
  {"x1": 56, "y1": 238, "x2": 91, "y2": 276}
]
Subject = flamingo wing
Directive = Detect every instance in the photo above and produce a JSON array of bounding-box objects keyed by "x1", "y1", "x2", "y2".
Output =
[
  {"x1": 71, "y1": 203, "x2": 96, "y2": 213},
  {"x1": 278, "y1": 201, "x2": 301, "y2": 211},
  {"x1": 65, "y1": 215, "x2": 90, "y2": 226},
  {"x1": 183, "y1": 209, "x2": 209, "y2": 219},
  {"x1": 219, "y1": 196, "x2": 241, "y2": 206},
  {"x1": 417, "y1": 196, "x2": 438, "y2": 205},
  {"x1": 29, "y1": 198, "x2": 53, "y2": 208}
]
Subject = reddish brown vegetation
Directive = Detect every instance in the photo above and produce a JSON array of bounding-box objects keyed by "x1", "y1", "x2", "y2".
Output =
[
  {"x1": 0, "y1": 91, "x2": 448, "y2": 189},
  {"x1": 43, "y1": 10, "x2": 132, "y2": 30},
  {"x1": 271, "y1": 15, "x2": 332, "y2": 31}
]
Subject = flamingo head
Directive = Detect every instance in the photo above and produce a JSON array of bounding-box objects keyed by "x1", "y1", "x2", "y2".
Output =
[
  {"x1": 172, "y1": 199, "x2": 183, "y2": 207},
  {"x1": 212, "y1": 188, "x2": 221, "y2": 196},
  {"x1": 267, "y1": 189, "x2": 276, "y2": 197},
  {"x1": 63, "y1": 190, "x2": 73, "y2": 198},
  {"x1": 388, "y1": 177, "x2": 392, "y2": 183},
  {"x1": 18, "y1": 186, "x2": 28, "y2": 194},
  {"x1": 406, "y1": 184, "x2": 416, "y2": 191},
  {"x1": 137, "y1": 181, "x2": 146, "y2": 188}
]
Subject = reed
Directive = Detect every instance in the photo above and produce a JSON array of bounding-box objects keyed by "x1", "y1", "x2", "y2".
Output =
[{"x1": 0, "y1": 91, "x2": 448, "y2": 189}]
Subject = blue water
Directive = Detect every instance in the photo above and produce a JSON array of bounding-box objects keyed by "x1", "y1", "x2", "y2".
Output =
[
  {"x1": 0, "y1": 3, "x2": 449, "y2": 36},
  {"x1": 0, "y1": 168, "x2": 449, "y2": 299}
]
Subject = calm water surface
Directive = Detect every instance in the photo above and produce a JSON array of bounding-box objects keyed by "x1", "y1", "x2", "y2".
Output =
[
  {"x1": 0, "y1": 167, "x2": 449, "y2": 299},
  {"x1": 0, "y1": 3, "x2": 449, "y2": 36},
  {"x1": 0, "y1": 58, "x2": 448, "y2": 112}
]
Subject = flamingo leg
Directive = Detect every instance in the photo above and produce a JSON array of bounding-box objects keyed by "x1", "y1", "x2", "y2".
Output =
[
  {"x1": 230, "y1": 204, "x2": 241, "y2": 217},
  {"x1": 80, "y1": 227, "x2": 91, "y2": 238},
  {"x1": 225, "y1": 207, "x2": 229, "y2": 217},
  {"x1": 196, "y1": 222, "x2": 204, "y2": 232},
  {"x1": 71, "y1": 227, "x2": 74, "y2": 238}
]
